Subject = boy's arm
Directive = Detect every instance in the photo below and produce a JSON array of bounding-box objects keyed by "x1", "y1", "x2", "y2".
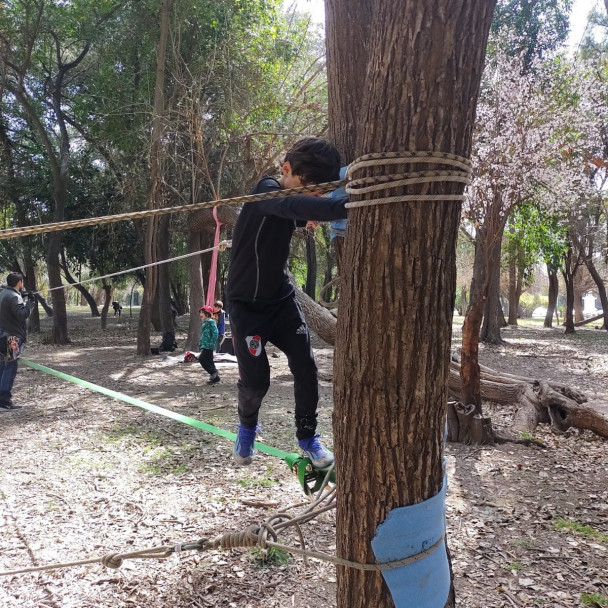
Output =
[{"x1": 256, "y1": 178, "x2": 348, "y2": 221}]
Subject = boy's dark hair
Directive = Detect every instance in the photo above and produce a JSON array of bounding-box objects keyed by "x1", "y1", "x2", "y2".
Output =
[
  {"x1": 214, "y1": 300, "x2": 223, "y2": 309},
  {"x1": 7, "y1": 272, "x2": 23, "y2": 288},
  {"x1": 284, "y1": 137, "x2": 341, "y2": 185}
]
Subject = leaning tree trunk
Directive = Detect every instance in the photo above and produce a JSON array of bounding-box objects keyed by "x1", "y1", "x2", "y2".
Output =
[
  {"x1": 544, "y1": 267, "x2": 559, "y2": 328},
  {"x1": 327, "y1": 2, "x2": 496, "y2": 607},
  {"x1": 60, "y1": 249, "x2": 100, "y2": 317},
  {"x1": 584, "y1": 255, "x2": 608, "y2": 331}
]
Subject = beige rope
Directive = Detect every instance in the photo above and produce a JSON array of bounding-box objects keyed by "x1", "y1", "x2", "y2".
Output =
[
  {"x1": 344, "y1": 152, "x2": 472, "y2": 209},
  {"x1": 0, "y1": 181, "x2": 344, "y2": 241},
  {"x1": 40, "y1": 240, "x2": 231, "y2": 295},
  {"x1": 0, "y1": 151, "x2": 471, "y2": 240}
]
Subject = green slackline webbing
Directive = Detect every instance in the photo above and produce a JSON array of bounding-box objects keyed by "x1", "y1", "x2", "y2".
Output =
[{"x1": 21, "y1": 358, "x2": 293, "y2": 461}]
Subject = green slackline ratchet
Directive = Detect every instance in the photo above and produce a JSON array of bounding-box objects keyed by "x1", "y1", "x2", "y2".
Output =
[
  {"x1": 284, "y1": 453, "x2": 336, "y2": 496},
  {"x1": 21, "y1": 358, "x2": 335, "y2": 495}
]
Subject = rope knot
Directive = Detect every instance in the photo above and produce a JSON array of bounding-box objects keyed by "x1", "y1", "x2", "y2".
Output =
[{"x1": 101, "y1": 553, "x2": 124, "y2": 569}]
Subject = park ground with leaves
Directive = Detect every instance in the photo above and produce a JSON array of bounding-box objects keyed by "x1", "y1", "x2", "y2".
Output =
[{"x1": 1, "y1": 311, "x2": 607, "y2": 608}]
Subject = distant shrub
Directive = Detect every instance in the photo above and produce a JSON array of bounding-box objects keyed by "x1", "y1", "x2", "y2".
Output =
[{"x1": 519, "y1": 293, "x2": 548, "y2": 318}]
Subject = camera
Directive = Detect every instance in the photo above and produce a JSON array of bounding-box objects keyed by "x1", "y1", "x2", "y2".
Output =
[{"x1": 20, "y1": 290, "x2": 35, "y2": 301}]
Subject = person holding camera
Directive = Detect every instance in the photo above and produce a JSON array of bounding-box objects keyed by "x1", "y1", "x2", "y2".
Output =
[{"x1": 0, "y1": 272, "x2": 35, "y2": 410}]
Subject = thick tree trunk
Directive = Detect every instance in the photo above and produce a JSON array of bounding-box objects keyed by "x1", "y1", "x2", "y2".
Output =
[
  {"x1": 327, "y1": 2, "x2": 495, "y2": 607},
  {"x1": 46, "y1": 234, "x2": 69, "y2": 343},
  {"x1": 544, "y1": 268, "x2": 559, "y2": 328}
]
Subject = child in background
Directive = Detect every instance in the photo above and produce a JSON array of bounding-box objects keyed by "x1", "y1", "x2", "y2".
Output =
[
  {"x1": 199, "y1": 305, "x2": 220, "y2": 385},
  {"x1": 213, "y1": 300, "x2": 226, "y2": 350}
]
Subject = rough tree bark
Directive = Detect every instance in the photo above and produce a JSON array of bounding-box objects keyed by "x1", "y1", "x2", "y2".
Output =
[
  {"x1": 327, "y1": 2, "x2": 496, "y2": 606},
  {"x1": 480, "y1": 256, "x2": 507, "y2": 344},
  {"x1": 157, "y1": 214, "x2": 175, "y2": 343},
  {"x1": 186, "y1": 229, "x2": 206, "y2": 351},
  {"x1": 461, "y1": 210, "x2": 507, "y2": 411},
  {"x1": 136, "y1": 0, "x2": 173, "y2": 355}
]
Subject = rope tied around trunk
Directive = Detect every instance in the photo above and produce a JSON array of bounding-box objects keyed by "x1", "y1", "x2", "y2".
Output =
[{"x1": 344, "y1": 151, "x2": 472, "y2": 209}]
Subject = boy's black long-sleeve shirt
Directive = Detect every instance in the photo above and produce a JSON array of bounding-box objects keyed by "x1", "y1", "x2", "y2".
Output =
[{"x1": 226, "y1": 177, "x2": 348, "y2": 305}]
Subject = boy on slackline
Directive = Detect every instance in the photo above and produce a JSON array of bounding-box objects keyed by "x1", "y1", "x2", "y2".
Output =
[{"x1": 226, "y1": 138, "x2": 348, "y2": 467}]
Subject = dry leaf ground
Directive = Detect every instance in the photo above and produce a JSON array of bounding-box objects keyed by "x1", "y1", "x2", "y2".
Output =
[{"x1": 0, "y1": 311, "x2": 606, "y2": 608}]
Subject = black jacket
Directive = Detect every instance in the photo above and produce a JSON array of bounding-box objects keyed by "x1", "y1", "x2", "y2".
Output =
[
  {"x1": 0, "y1": 287, "x2": 32, "y2": 342},
  {"x1": 226, "y1": 177, "x2": 348, "y2": 305}
]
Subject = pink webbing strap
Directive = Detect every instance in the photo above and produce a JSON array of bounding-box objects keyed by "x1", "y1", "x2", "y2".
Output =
[{"x1": 206, "y1": 206, "x2": 223, "y2": 308}]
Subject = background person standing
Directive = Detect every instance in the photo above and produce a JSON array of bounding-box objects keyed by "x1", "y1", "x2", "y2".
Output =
[{"x1": 0, "y1": 272, "x2": 35, "y2": 410}]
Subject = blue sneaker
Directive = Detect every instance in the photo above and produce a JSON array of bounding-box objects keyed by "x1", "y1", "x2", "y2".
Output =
[
  {"x1": 233, "y1": 425, "x2": 258, "y2": 466},
  {"x1": 298, "y1": 435, "x2": 334, "y2": 468}
]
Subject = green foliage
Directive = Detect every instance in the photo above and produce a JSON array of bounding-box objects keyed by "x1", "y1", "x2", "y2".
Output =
[
  {"x1": 554, "y1": 518, "x2": 608, "y2": 543},
  {"x1": 581, "y1": 593, "x2": 608, "y2": 607},
  {"x1": 519, "y1": 293, "x2": 548, "y2": 317},
  {"x1": 506, "y1": 203, "x2": 568, "y2": 278},
  {"x1": 249, "y1": 546, "x2": 291, "y2": 568},
  {"x1": 490, "y1": 0, "x2": 572, "y2": 67}
]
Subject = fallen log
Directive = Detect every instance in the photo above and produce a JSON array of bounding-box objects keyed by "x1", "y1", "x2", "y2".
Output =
[
  {"x1": 574, "y1": 313, "x2": 605, "y2": 327},
  {"x1": 448, "y1": 360, "x2": 608, "y2": 439}
]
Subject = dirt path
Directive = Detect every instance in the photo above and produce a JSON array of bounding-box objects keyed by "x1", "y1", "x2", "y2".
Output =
[{"x1": 1, "y1": 312, "x2": 606, "y2": 608}]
